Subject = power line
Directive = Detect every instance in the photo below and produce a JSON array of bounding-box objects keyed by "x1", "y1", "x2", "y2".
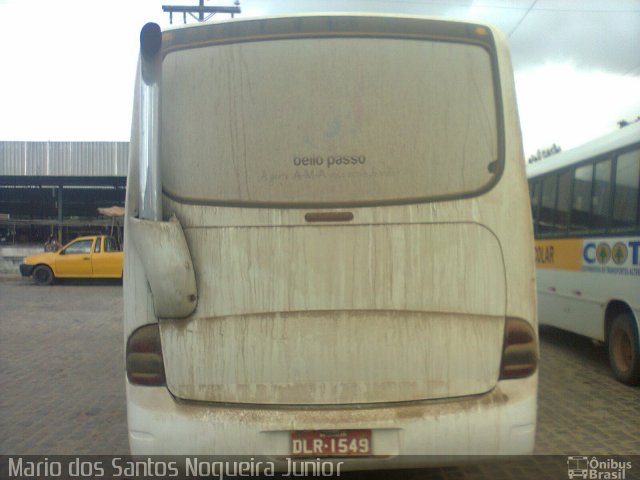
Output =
[
  {"x1": 363, "y1": 0, "x2": 640, "y2": 13},
  {"x1": 162, "y1": 0, "x2": 241, "y2": 24},
  {"x1": 508, "y1": 0, "x2": 538, "y2": 38}
]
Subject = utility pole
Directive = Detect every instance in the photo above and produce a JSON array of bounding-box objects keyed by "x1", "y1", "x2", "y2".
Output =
[{"x1": 162, "y1": 0, "x2": 241, "y2": 24}]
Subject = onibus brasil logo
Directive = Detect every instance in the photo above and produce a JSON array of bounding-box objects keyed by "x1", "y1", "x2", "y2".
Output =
[{"x1": 567, "y1": 456, "x2": 632, "y2": 479}]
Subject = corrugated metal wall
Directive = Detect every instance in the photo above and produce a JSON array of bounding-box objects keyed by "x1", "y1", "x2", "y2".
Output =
[{"x1": 0, "y1": 141, "x2": 129, "y2": 176}]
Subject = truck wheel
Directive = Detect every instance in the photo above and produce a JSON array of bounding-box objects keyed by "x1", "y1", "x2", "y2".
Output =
[
  {"x1": 33, "y1": 265, "x2": 54, "y2": 286},
  {"x1": 608, "y1": 313, "x2": 640, "y2": 386}
]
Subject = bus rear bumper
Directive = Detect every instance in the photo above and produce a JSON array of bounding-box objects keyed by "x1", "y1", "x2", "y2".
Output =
[{"x1": 126, "y1": 375, "x2": 537, "y2": 467}]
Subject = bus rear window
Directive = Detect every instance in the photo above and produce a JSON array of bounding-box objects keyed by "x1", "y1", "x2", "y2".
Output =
[{"x1": 160, "y1": 36, "x2": 500, "y2": 207}]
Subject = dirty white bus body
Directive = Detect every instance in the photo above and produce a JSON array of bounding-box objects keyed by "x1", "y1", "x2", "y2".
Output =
[{"x1": 124, "y1": 14, "x2": 537, "y2": 467}]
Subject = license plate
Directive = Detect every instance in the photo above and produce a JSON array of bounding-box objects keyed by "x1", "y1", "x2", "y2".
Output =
[{"x1": 290, "y1": 430, "x2": 372, "y2": 457}]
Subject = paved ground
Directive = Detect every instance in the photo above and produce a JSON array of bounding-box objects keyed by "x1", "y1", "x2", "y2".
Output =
[
  {"x1": 536, "y1": 326, "x2": 639, "y2": 455},
  {"x1": 1, "y1": 277, "x2": 638, "y2": 479},
  {"x1": 0, "y1": 278, "x2": 126, "y2": 455}
]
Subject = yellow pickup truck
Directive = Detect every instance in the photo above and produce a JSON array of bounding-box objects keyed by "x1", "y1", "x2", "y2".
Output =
[{"x1": 20, "y1": 235, "x2": 123, "y2": 285}]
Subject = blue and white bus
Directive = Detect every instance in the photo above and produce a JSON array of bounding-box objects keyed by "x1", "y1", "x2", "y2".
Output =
[{"x1": 528, "y1": 122, "x2": 640, "y2": 385}]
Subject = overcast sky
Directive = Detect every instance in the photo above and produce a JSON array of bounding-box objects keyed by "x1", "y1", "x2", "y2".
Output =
[{"x1": 0, "y1": 0, "x2": 638, "y2": 158}]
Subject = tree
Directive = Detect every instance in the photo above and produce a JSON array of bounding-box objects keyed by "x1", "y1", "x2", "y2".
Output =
[
  {"x1": 528, "y1": 144, "x2": 562, "y2": 164},
  {"x1": 618, "y1": 116, "x2": 640, "y2": 128}
]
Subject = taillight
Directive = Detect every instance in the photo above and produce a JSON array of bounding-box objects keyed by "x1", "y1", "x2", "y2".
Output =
[
  {"x1": 499, "y1": 317, "x2": 538, "y2": 380},
  {"x1": 126, "y1": 324, "x2": 166, "y2": 386}
]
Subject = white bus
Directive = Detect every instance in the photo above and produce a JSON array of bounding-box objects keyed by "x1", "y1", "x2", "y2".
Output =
[
  {"x1": 124, "y1": 14, "x2": 538, "y2": 467},
  {"x1": 527, "y1": 122, "x2": 640, "y2": 385}
]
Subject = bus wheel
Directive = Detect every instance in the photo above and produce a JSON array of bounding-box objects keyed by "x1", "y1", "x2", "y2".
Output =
[
  {"x1": 608, "y1": 314, "x2": 640, "y2": 386},
  {"x1": 33, "y1": 265, "x2": 54, "y2": 286}
]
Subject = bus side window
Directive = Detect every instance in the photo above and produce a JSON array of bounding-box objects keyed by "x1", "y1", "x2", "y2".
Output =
[
  {"x1": 612, "y1": 148, "x2": 640, "y2": 230},
  {"x1": 539, "y1": 174, "x2": 558, "y2": 236},
  {"x1": 571, "y1": 163, "x2": 593, "y2": 232},
  {"x1": 591, "y1": 159, "x2": 612, "y2": 231},
  {"x1": 529, "y1": 179, "x2": 540, "y2": 232},
  {"x1": 556, "y1": 170, "x2": 572, "y2": 231}
]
